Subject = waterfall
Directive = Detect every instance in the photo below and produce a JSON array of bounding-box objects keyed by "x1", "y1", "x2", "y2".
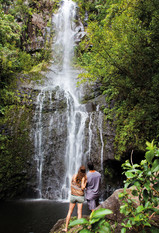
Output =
[
  {"x1": 51, "y1": 0, "x2": 89, "y2": 200},
  {"x1": 97, "y1": 108, "x2": 104, "y2": 171},
  {"x1": 96, "y1": 105, "x2": 104, "y2": 171},
  {"x1": 34, "y1": 90, "x2": 46, "y2": 198},
  {"x1": 33, "y1": 0, "x2": 89, "y2": 200},
  {"x1": 87, "y1": 113, "x2": 93, "y2": 159}
]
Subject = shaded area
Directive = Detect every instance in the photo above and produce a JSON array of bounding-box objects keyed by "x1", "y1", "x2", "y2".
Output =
[{"x1": 0, "y1": 200, "x2": 90, "y2": 233}]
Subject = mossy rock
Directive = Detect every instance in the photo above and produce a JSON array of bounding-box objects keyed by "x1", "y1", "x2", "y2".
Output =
[{"x1": 50, "y1": 216, "x2": 89, "y2": 233}]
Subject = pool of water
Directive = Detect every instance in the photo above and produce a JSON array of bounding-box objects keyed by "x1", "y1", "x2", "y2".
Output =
[{"x1": 0, "y1": 200, "x2": 91, "y2": 233}]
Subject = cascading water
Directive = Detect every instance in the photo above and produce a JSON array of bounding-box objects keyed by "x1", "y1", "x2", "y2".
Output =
[
  {"x1": 87, "y1": 113, "x2": 93, "y2": 159},
  {"x1": 51, "y1": 0, "x2": 89, "y2": 200},
  {"x1": 32, "y1": 0, "x2": 108, "y2": 201},
  {"x1": 34, "y1": 90, "x2": 45, "y2": 198},
  {"x1": 33, "y1": 0, "x2": 89, "y2": 200},
  {"x1": 97, "y1": 105, "x2": 104, "y2": 171}
]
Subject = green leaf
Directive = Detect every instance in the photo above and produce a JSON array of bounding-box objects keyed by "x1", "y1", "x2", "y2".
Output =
[
  {"x1": 152, "y1": 197, "x2": 159, "y2": 207},
  {"x1": 90, "y1": 208, "x2": 113, "y2": 220},
  {"x1": 136, "y1": 205, "x2": 144, "y2": 213},
  {"x1": 134, "y1": 181, "x2": 141, "y2": 188},
  {"x1": 146, "y1": 141, "x2": 154, "y2": 150},
  {"x1": 144, "y1": 222, "x2": 151, "y2": 227},
  {"x1": 125, "y1": 171, "x2": 135, "y2": 178},
  {"x1": 144, "y1": 182, "x2": 151, "y2": 190},
  {"x1": 152, "y1": 159, "x2": 159, "y2": 172},
  {"x1": 153, "y1": 182, "x2": 159, "y2": 191},
  {"x1": 127, "y1": 169, "x2": 140, "y2": 173},
  {"x1": 69, "y1": 218, "x2": 89, "y2": 227},
  {"x1": 79, "y1": 229, "x2": 91, "y2": 233},
  {"x1": 124, "y1": 182, "x2": 131, "y2": 188},
  {"x1": 118, "y1": 192, "x2": 125, "y2": 199},
  {"x1": 151, "y1": 208, "x2": 159, "y2": 215},
  {"x1": 145, "y1": 151, "x2": 155, "y2": 164},
  {"x1": 121, "y1": 227, "x2": 127, "y2": 233},
  {"x1": 122, "y1": 161, "x2": 131, "y2": 168},
  {"x1": 97, "y1": 225, "x2": 111, "y2": 233},
  {"x1": 98, "y1": 219, "x2": 107, "y2": 227},
  {"x1": 145, "y1": 201, "x2": 151, "y2": 208},
  {"x1": 89, "y1": 217, "x2": 101, "y2": 225},
  {"x1": 143, "y1": 189, "x2": 149, "y2": 202},
  {"x1": 141, "y1": 160, "x2": 147, "y2": 166},
  {"x1": 132, "y1": 189, "x2": 138, "y2": 196}
]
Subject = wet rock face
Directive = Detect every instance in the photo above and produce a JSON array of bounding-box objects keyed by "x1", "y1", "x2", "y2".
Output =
[
  {"x1": 18, "y1": 82, "x2": 116, "y2": 199},
  {"x1": 37, "y1": 110, "x2": 68, "y2": 199},
  {"x1": 84, "y1": 95, "x2": 115, "y2": 169},
  {"x1": 20, "y1": 0, "x2": 54, "y2": 52},
  {"x1": 21, "y1": 86, "x2": 69, "y2": 199}
]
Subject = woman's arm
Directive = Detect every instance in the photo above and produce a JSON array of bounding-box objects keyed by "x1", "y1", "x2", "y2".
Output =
[
  {"x1": 71, "y1": 174, "x2": 76, "y2": 183},
  {"x1": 81, "y1": 176, "x2": 87, "y2": 190}
]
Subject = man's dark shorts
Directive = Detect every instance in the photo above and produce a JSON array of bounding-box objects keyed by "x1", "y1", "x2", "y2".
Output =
[{"x1": 87, "y1": 198, "x2": 99, "y2": 210}]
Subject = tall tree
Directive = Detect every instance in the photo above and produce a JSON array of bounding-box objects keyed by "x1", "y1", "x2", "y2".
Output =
[{"x1": 78, "y1": 0, "x2": 159, "y2": 158}]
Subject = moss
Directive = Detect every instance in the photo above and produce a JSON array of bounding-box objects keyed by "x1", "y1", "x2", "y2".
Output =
[{"x1": 0, "y1": 95, "x2": 34, "y2": 199}]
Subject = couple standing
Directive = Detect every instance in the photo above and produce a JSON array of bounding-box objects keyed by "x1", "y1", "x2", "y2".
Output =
[{"x1": 63, "y1": 161, "x2": 101, "y2": 232}]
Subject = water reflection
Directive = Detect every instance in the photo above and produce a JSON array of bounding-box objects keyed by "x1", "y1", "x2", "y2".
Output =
[{"x1": 0, "y1": 200, "x2": 90, "y2": 233}]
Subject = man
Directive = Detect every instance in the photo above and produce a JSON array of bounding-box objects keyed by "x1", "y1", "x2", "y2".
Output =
[{"x1": 85, "y1": 161, "x2": 101, "y2": 211}]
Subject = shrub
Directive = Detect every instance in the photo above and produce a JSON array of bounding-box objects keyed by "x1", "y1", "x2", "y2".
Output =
[
  {"x1": 69, "y1": 208, "x2": 113, "y2": 232},
  {"x1": 119, "y1": 141, "x2": 159, "y2": 233}
]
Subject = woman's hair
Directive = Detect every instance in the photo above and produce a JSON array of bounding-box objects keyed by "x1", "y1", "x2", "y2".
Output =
[{"x1": 76, "y1": 166, "x2": 86, "y2": 184}]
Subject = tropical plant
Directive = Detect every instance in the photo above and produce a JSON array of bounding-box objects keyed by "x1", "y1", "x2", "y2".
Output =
[
  {"x1": 119, "y1": 141, "x2": 159, "y2": 233},
  {"x1": 69, "y1": 208, "x2": 113, "y2": 232},
  {"x1": 76, "y1": 0, "x2": 159, "y2": 159}
]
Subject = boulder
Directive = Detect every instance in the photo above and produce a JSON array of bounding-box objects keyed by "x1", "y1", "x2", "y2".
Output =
[
  {"x1": 96, "y1": 188, "x2": 159, "y2": 232},
  {"x1": 50, "y1": 216, "x2": 89, "y2": 233},
  {"x1": 96, "y1": 188, "x2": 125, "y2": 222}
]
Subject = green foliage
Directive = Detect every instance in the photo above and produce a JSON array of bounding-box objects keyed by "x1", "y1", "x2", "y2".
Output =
[
  {"x1": 76, "y1": 0, "x2": 118, "y2": 22},
  {"x1": 69, "y1": 208, "x2": 113, "y2": 232},
  {"x1": 0, "y1": 9, "x2": 21, "y2": 44},
  {"x1": 0, "y1": 0, "x2": 56, "y2": 75},
  {"x1": 0, "y1": 8, "x2": 20, "y2": 79},
  {"x1": 119, "y1": 141, "x2": 159, "y2": 232},
  {"x1": 77, "y1": 0, "x2": 159, "y2": 158},
  {"x1": 0, "y1": 0, "x2": 55, "y2": 198},
  {"x1": 0, "y1": 102, "x2": 33, "y2": 199},
  {"x1": 0, "y1": 0, "x2": 54, "y2": 117}
]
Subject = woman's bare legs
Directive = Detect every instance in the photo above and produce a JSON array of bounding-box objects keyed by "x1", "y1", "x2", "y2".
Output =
[
  {"x1": 63, "y1": 202, "x2": 76, "y2": 232},
  {"x1": 77, "y1": 203, "x2": 83, "y2": 219}
]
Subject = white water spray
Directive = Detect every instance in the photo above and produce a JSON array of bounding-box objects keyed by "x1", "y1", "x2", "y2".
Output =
[
  {"x1": 97, "y1": 105, "x2": 104, "y2": 171},
  {"x1": 51, "y1": 0, "x2": 89, "y2": 200},
  {"x1": 34, "y1": 90, "x2": 46, "y2": 198},
  {"x1": 32, "y1": 0, "x2": 107, "y2": 200},
  {"x1": 87, "y1": 113, "x2": 93, "y2": 159},
  {"x1": 33, "y1": 0, "x2": 89, "y2": 200}
]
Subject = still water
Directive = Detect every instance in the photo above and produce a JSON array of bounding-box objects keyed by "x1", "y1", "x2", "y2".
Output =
[{"x1": 0, "y1": 200, "x2": 90, "y2": 233}]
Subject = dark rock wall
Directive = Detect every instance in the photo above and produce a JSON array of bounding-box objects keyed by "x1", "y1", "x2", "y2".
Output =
[
  {"x1": 15, "y1": 81, "x2": 116, "y2": 199},
  {"x1": 1, "y1": 75, "x2": 120, "y2": 200}
]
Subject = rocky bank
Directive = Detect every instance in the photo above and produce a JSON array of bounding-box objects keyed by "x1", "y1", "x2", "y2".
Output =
[{"x1": 50, "y1": 188, "x2": 159, "y2": 233}]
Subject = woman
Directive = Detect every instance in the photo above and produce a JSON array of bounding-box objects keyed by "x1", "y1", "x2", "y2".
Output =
[{"x1": 63, "y1": 165, "x2": 87, "y2": 232}]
